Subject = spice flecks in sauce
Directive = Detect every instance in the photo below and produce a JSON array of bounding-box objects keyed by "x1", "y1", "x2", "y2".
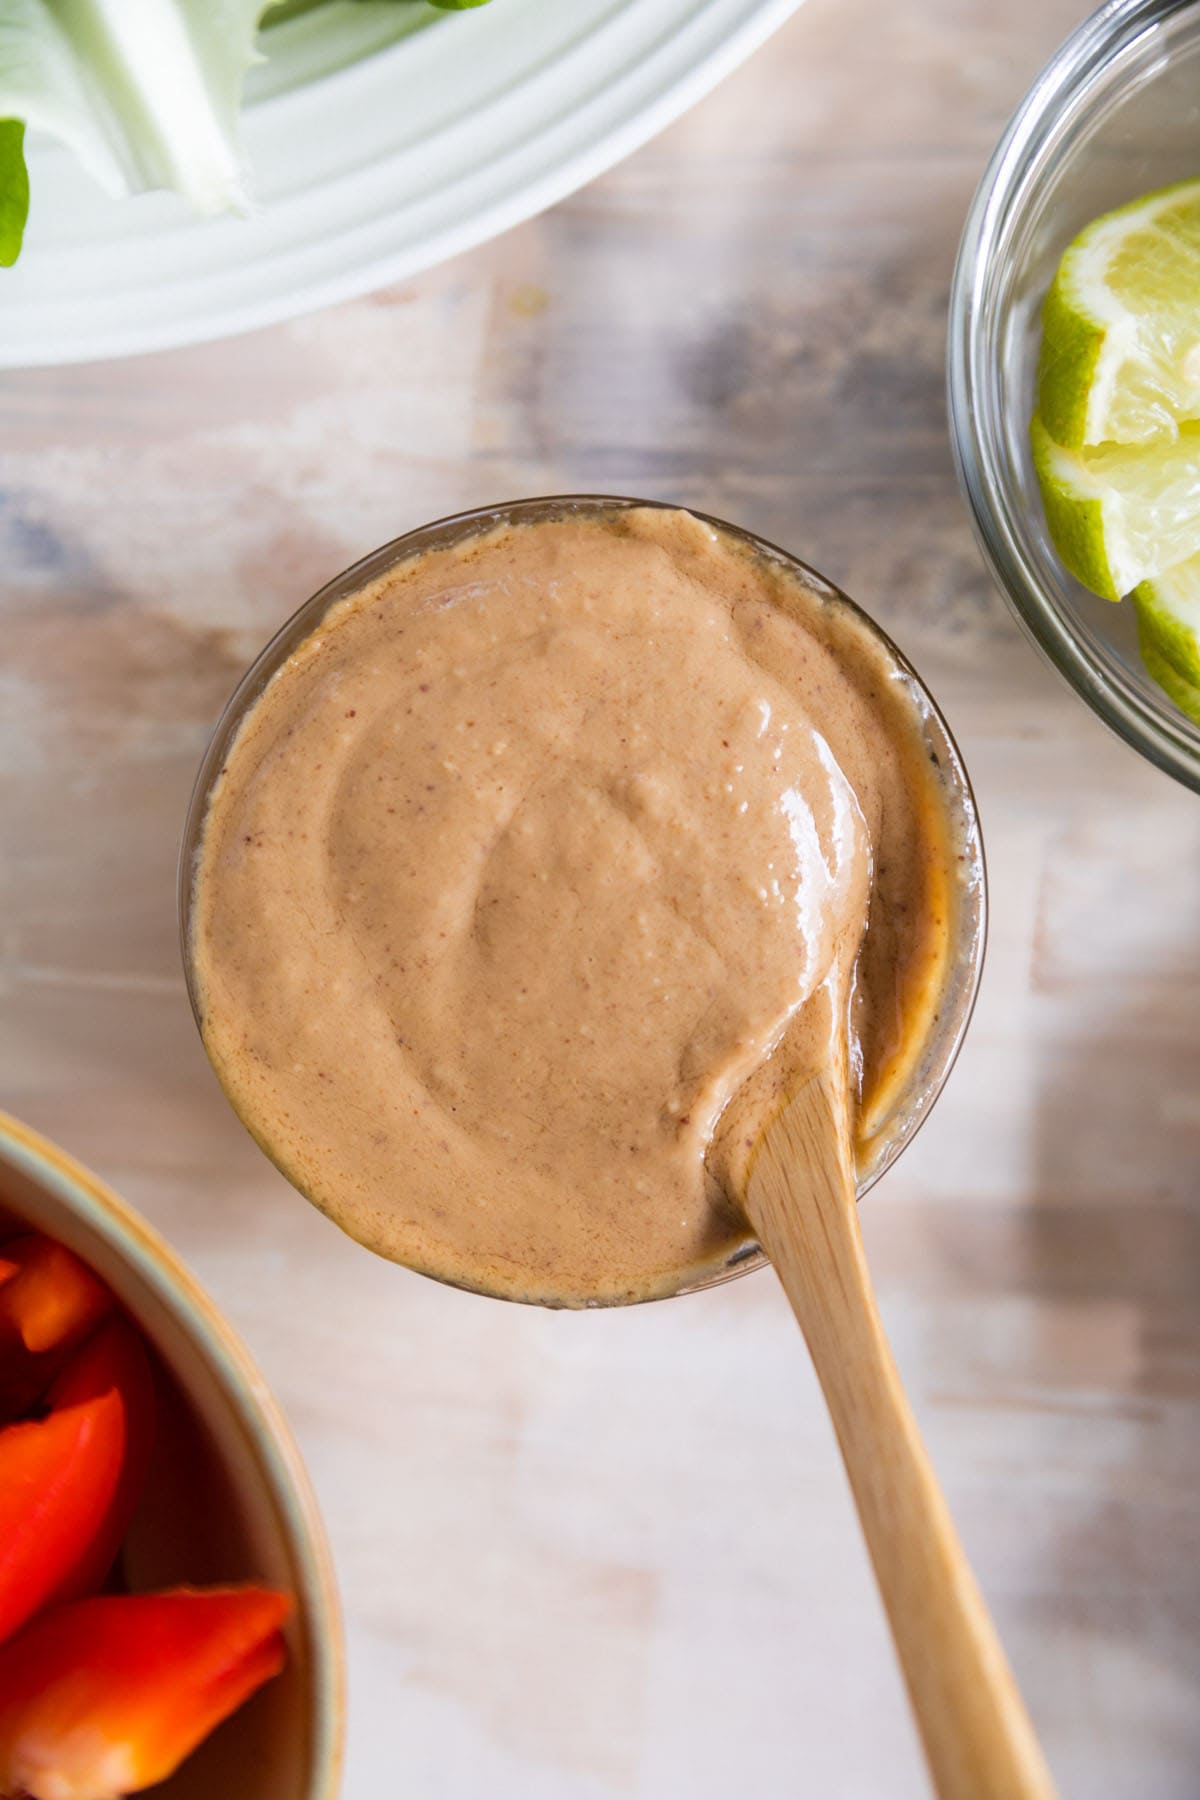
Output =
[{"x1": 191, "y1": 508, "x2": 954, "y2": 1305}]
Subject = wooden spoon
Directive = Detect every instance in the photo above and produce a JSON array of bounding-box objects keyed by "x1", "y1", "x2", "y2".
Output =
[{"x1": 739, "y1": 970, "x2": 1057, "y2": 1800}]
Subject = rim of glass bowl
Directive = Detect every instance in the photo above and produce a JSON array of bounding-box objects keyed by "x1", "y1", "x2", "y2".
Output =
[
  {"x1": 179, "y1": 496, "x2": 986, "y2": 1307},
  {"x1": 947, "y1": 0, "x2": 1200, "y2": 797}
]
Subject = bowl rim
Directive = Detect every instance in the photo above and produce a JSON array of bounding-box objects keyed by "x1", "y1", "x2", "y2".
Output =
[
  {"x1": 0, "y1": 1109, "x2": 345, "y2": 1800},
  {"x1": 178, "y1": 493, "x2": 987, "y2": 1307},
  {"x1": 946, "y1": 0, "x2": 1200, "y2": 797}
]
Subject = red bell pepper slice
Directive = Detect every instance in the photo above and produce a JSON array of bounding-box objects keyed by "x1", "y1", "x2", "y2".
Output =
[
  {"x1": 0, "y1": 1315, "x2": 155, "y2": 1645},
  {"x1": 0, "y1": 1587, "x2": 291, "y2": 1800},
  {"x1": 0, "y1": 1233, "x2": 113, "y2": 1421}
]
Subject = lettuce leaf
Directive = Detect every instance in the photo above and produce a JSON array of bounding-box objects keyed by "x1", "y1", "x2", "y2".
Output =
[
  {"x1": 0, "y1": 0, "x2": 268, "y2": 236},
  {"x1": 0, "y1": 120, "x2": 29, "y2": 266},
  {"x1": 0, "y1": 0, "x2": 491, "y2": 265}
]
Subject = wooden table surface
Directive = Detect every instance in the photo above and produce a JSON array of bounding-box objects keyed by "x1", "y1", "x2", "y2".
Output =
[{"x1": 3, "y1": 1, "x2": 1198, "y2": 1794}]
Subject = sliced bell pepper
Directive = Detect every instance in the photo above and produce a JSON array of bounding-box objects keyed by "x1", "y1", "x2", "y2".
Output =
[
  {"x1": 0, "y1": 1233, "x2": 113, "y2": 1421},
  {"x1": 0, "y1": 1315, "x2": 155, "y2": 1645},
  {"x1": 0, "y1": 1587, "x2": 291, "y2": 1800}
]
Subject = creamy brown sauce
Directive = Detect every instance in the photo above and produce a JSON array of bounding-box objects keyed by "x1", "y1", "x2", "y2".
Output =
[{"x1": 190, "y1": 507, "x2": 956, "y2": 1305}]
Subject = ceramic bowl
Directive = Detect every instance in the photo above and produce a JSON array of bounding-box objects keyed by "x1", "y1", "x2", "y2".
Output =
[{"x1": 0, "y1": 1111, "x2": 344, "y2": 1800}]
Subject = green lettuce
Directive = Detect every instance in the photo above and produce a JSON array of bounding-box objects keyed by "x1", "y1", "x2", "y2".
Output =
[
  {"x1": 0, "y1": 0, "x2": 272, "y2": 265},
  {"x1": 0, "y1": 0, "x2": 492, "y2": 264},
  {"x1": 0, "y1": 120, "x2": 29, "y2": 266}
]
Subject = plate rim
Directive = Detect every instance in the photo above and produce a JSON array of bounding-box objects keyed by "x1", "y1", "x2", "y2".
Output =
[{"x1": 3, "y1": 0, "x2": 805, "y2": 367}]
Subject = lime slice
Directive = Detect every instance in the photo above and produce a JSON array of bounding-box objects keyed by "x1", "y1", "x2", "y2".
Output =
[
  {"x1": 1136, "y1": 613, "x2": 1200, "y2": 726},
  {"x1": 1032, "y1": 413, "x2": 1200, "y2": 599},
  {"x1": 1132, "y1": 550, "x2": 1200, "y2": 689},
  {"x1": 1037, "y1": 177, "x2": 1200, "y2": 450}
]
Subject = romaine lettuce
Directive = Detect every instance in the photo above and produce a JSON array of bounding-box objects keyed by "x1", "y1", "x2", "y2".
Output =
[
  {"x1": 0, "y1": 120, "x2": 29, "y2": 266},
  {"x1": 0, "y1": 0, "x2": 489, "y2": 265}
]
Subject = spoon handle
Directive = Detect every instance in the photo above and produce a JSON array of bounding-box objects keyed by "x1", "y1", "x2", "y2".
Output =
[{"x1": 746, "y1": 1068, "x2": 1057, "y2": 1800}]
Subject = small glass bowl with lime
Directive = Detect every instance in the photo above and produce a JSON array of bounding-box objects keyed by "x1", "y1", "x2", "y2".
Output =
[{"x1": 948, "y1": 0, "x2": 1200, "y2": 793}]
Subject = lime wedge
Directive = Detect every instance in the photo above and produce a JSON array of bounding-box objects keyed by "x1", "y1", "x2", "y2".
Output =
[
  {"x1": 1136, "y1": 614, "x2": 1200, "y2": 726},
  {"x1": 1132, "y1": 550, "x2": 1200, "y2": 691},
  {"x1": 1032, "y1": 413, "x2": 1200, "y2": 599},
  {"x1": 1037, "y1": 177, "x2": 1200, "y2": 450}
]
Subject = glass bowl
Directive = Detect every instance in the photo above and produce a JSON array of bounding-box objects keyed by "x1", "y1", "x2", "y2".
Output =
[
  {"x1": 180, "y1": 497, "x2": 985, "y2": 1306},
  {"x1": 948, "y1": 0, "x2": 1200, "y2": 794}
]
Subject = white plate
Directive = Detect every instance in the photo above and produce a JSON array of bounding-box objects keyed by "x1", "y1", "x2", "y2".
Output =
[{"x1": 0, "y1": 0, "x2": 804, "y2": 368}]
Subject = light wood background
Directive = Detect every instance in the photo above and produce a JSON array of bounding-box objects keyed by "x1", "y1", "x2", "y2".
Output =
[{"x1": 2, "y1": 1, "x2": 1198, "y2": 1794}]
